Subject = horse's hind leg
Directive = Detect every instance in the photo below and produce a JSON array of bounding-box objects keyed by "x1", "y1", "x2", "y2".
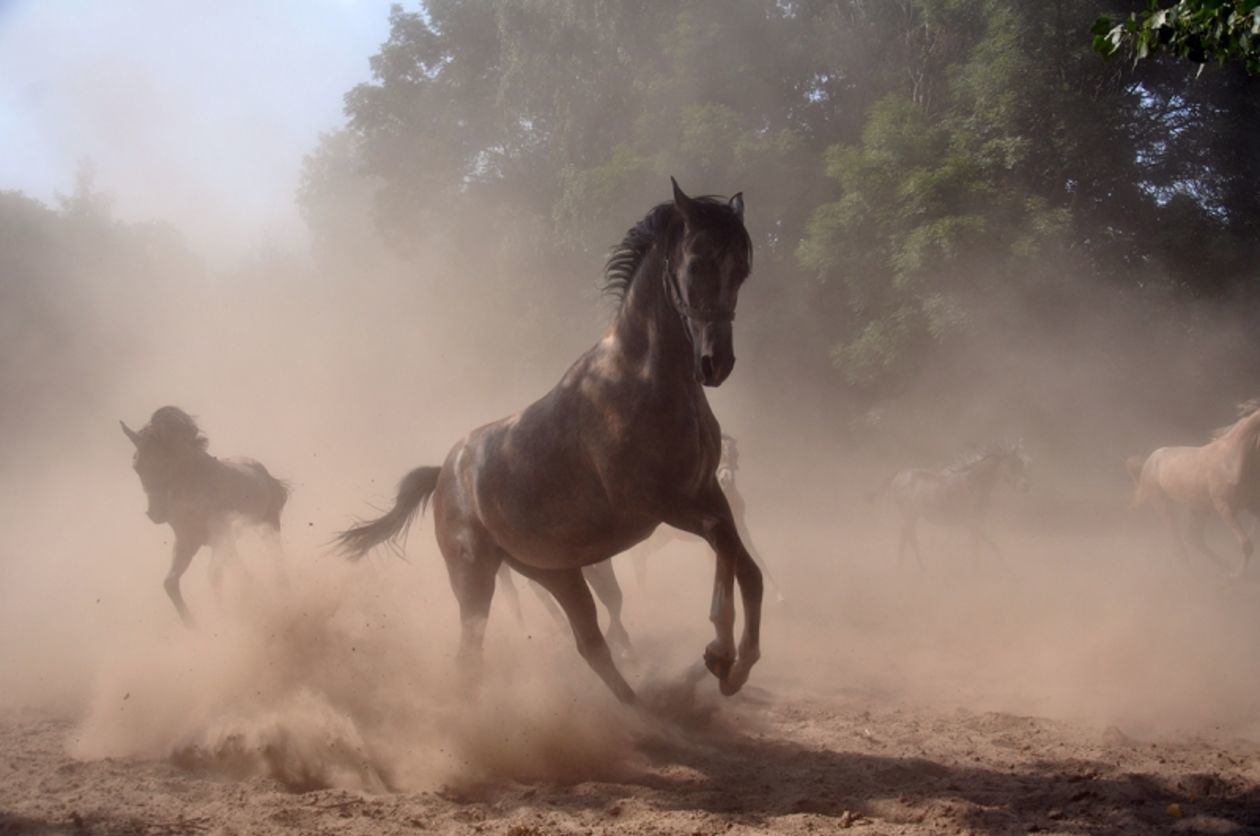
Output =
[
  {"x1": 583, "y1": 561, "x2": 632, "y2": 656},
  {"x1": 515, "y1": 564, "x2": 634, "y2": 704},
  {"x1": 1211, "y1": 499, "x2": 1253, "y2": 579},
  {"x1": 1186, "y1": 510, "x2": 1231, "y2": 574},
  {"x1": 495, "y1": 564, "x2": 526, "y2": 625},
  {"x1": 441, "y1": 543, "x2": 502, "y2": 687}
]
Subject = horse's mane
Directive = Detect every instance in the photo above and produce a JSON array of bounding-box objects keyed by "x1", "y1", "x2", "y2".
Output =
[
  {"x1": 945, "y1": 442, "x2": 1025, "y2": 474},
  {"x1": 1210, "y1": 398, "x2": 1260, "y2": 441},
  {"x1": 146, "y1": 405, "x2": 209, "y2": 451},
  {"x1": 601, "y1": 197, "x2": 751, "y2": 305}
]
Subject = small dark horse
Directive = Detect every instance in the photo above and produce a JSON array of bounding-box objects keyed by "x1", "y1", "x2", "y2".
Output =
[
  {"x1": 121, "y1": 407, "x2": 289, "y2": 627},
  {"x1": 870, "y1": 443, "x2": 1030, "y2": 569},
  {"x1": 338, "y1": 179, "x2": 763, "y2": 702}
]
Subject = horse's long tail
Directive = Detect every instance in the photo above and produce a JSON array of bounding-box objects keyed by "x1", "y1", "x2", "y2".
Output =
[
  {"x1": 335, "y1": 466, "x2": 441, "y2": 560},
  {"x1": 866, "y1": 472, "x2": 894, "y2": 503}
]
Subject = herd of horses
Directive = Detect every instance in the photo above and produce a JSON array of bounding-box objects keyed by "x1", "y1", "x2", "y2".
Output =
[{"x1": 120, "y1": 179, "x2": 1260, "y2": 702}]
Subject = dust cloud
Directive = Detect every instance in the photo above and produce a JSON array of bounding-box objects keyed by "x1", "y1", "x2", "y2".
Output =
[
  {"x1": 3, "y1": 31, "x2": 1260, "y2": 801},
  {"x1": 2, "y1": 218, "x2": 1258, "y2": 794}
]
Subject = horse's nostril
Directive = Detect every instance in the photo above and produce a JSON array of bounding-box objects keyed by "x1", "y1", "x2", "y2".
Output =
[{"x1": 700, "y1": 355, "x2": 715, "y2": 380}]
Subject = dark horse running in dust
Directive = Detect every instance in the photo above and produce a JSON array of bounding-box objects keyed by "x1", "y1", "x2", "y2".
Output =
[
  {"x1": 121, "y1": 407, "x2": 289, "y2": 627},
  {"x1": 338, "y1": 179, "x2": 763, "y2": 702}
]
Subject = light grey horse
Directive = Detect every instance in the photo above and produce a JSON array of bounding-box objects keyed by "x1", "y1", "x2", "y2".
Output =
[
  {"x1": 121, "y1": 406, "x2": 289, "y2": 627},
  {"x1": 871, "y1": 443, "x2": 1030, "y2": 570},
  {"x1": 1130, "y1": 399, "x2": 1260, "y2": 578}
]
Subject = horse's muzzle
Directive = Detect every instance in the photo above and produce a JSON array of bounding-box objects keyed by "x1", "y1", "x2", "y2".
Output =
[
  {"x1": 698, "y1": 353, "x2": 734, "y2": 387},
  {"x1": 146, "y1": 506, "x2": 167, "y2": 524}
]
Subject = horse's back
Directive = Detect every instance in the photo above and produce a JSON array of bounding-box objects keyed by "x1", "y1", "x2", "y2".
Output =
[
  {"x1": 1139, "y1": 446, "x2": 1215, "y2": 509},
  {"x1": 216, "y1": 457, "x2": 288, "y2": 525}
]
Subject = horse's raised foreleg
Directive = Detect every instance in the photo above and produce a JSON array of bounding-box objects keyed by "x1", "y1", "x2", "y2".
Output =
[
  {"x1": 260, "y1": 523, "x2": 290, "y2": 591},
  {"x1": 664, "y1": 491, "x2": 763, "y2": 697},
  {"x1": 1211, "y1": 499, "x2": 1253, "y2": 579},
  {"x1": 165, "y1": 534, "x2": 200, "y2": 628},
  {"x1": 583, "y1": 560, "x2": 632, "y2": 657},
  {"x1": 515, "y1": 563, "x2": 635, "y2": 704}
]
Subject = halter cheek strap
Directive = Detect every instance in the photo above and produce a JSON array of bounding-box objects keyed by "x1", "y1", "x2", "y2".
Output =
[{"x1": 663, "y1": 257, "x2": 736, "y2": 324}]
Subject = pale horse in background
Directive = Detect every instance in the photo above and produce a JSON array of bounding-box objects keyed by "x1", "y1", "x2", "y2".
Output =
[
  {"x1": 628, "y1": 434, "x2": 786, "y2": 602},
  {"x1": 869, "y1": 443, "x2": 1031, "y2": 569},
  {"x1": 121, "y1": 406, "x2": 290, "y2": 627},
  {"x1": 1129, "y1": 398, "x2": 1260, "y2": 579}
]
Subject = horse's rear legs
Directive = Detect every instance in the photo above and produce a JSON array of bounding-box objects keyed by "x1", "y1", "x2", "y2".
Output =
[
  {"x1": 898, "y1": 521, "x2": 924, "y2": 571},
  {"x1": 444, "y1": 549, "x2": 500, "y2": 687},
  {"x1": 517, "y1": 563, "x2": 635, "y2": 704},
  {"x1": 1211, "y1": 500, "x2": 1253, "y2": 579},
  {"x1": 583, "y1": 561, "x2": 632, "y2": 657}
]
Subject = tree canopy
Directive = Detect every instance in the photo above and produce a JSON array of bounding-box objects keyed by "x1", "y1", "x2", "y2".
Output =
[{"x1": 301, "y1": 0, "x2": 1260, "y2": 398}]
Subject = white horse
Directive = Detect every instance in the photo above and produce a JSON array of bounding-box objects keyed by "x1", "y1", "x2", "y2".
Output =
[{"x1": 1130, "y1": 399, "x2": 1260, "y2": 578}]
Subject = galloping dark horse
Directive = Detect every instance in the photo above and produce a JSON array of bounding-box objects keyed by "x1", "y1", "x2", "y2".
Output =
[
  {"x1": 121, "y1": 407, "x2": 289, "y2": 627},
  {"x1": 338, "y1": 179, "x2": 763, "y2": 702}
]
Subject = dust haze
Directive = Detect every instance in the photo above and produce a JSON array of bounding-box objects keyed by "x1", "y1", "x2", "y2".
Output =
[{"x1": 3, "y1": 2, "x2": 1260, "y2": 820}]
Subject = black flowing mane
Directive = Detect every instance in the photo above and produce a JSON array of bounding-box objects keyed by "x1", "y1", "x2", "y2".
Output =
[{"x1": 601, "y1": 197, "x2": 752, "y2": 305}]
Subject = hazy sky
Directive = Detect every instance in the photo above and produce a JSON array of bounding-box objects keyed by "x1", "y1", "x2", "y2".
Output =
[{"x1": 0, "y1": 0, "x2": 395, "y2": 262}]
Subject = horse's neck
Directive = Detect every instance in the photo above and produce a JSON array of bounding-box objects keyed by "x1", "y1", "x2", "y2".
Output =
[
  {"x1": 960, "y1": 456, "x2": 1003, "y2": 497},
  {"x1": 169, "y1": 448, "x2": 217, "y2": 489},
  {"x1": 611, "y1": 247, "x2": 694, "y2": 387},
  {"x1": 1224, "y1": 409, "x2": 1260, "y2": 449}
]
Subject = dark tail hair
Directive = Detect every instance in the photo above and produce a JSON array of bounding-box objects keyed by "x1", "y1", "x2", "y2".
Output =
[{"x1": 335, "y1": 466, "x2": 441, "y2": 560}]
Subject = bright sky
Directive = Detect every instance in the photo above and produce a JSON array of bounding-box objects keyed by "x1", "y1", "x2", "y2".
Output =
[{"x1": 0, "y1": 0, "x2": 395, "y2": 262}]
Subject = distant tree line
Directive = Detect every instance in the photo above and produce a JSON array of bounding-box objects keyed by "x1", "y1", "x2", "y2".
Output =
[{"x1": 300, "y1": 0, "x2": 1259, "y2": 400}]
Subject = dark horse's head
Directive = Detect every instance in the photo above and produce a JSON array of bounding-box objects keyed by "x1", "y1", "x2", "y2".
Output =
[
  {"x1": 120, "y1": 406, "x2": 208, "y2": 523},
  {"x1": 666, "y1": 178, "x2": 751, "y2": 386},
  {"x1": 605, "y1": 178, "x2": 752, "y2": 387}
]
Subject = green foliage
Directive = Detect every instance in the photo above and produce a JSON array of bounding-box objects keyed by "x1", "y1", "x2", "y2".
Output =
[
  {"x1": 1094, "y1": 1, "x2": 1260, "y2": 73},
  {"x1": 301, "y1": 0, "x2": 1260, "y2": 392}
]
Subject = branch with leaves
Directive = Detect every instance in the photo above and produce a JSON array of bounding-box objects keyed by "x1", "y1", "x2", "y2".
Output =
[{"x1": 1093, "y1": 1, "x2": 1260, "y2": 73}]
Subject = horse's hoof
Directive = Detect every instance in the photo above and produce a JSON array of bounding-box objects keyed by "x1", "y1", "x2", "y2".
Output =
[{"x1": 703, "y1": 647, "x2": 734, "y2": 681}]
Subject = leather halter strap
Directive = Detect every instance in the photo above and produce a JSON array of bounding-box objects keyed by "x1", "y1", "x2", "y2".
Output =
[{"x1": 663, "y1": 256, "x2": 736, "y2": 324}]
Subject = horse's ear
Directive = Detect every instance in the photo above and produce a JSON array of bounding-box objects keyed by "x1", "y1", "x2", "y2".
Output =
[
  {"x1": 671, "y1": 176, "x2": 699, "y2": 219},
  {"x1": 728, "y1": 192, "x2": 744, "y2": 220},
  {"x1": 120, "y1": 421, "x2": 140, "y2": 446}
]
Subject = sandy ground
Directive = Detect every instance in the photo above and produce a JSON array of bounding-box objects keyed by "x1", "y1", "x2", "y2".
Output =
[
  {"x1": 4, "y1": 683, "x2": 1260, "y2": 835},
  {"x1": 4, "y1": 498, "x2": 1260, "y2": 835}
]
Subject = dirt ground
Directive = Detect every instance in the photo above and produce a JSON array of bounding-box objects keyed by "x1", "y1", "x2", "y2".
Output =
[
  {"x1": 4, "y1": 515, "x2": 1260, "y2": 836},
  {"x1": 4, "y1": 683, "x2": 1260, "y2": 836}
]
